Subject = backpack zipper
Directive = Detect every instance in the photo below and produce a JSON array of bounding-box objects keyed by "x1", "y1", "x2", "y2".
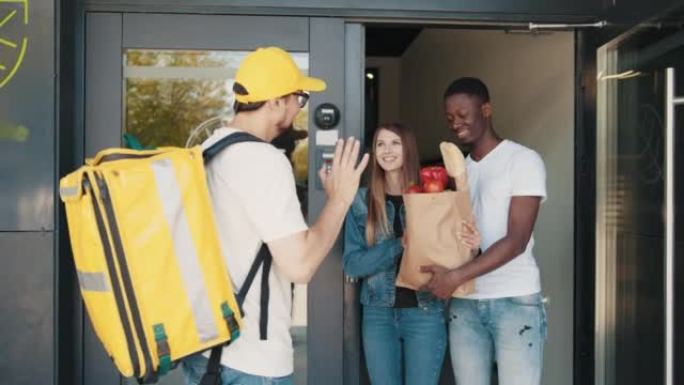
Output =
[
  {"x1": 85, "y1": 177, "x2": 141, "y2": 377},
  {"x1": 94, "y1": 173, "x2": 155, "y2": 380}
]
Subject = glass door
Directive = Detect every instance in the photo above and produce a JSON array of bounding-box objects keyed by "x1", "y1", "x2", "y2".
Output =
[
  {"x1": 123, "y1": 48, "x2": 312, "y2": 384},
  {"x1": 595, "y1": 12, "x2": 684, "y2": 385},
  {"x1": 83, "y1": 13, "x2": 354, "y2": 385}
]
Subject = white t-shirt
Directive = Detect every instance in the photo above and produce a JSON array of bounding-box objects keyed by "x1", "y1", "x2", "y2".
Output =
[
  {"x1": 201, "y1": 127, "x2": 308, "y2": 377},
  {"x1": 460, "y1": 139, "x2": 546, "y2": 299}
]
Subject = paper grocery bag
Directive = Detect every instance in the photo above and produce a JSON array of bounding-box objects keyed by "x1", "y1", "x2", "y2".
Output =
[{"x1": 396, "y1": 188, "x2": 475, "y2": 297}]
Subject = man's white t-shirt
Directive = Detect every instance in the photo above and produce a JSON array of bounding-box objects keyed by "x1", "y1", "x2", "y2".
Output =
[
  {"x1": 460, "y1": 139, "x2": 547, "y2": 299},
  {"x1": 201, "y1": 127, "x2": 308, "y2": 377}
]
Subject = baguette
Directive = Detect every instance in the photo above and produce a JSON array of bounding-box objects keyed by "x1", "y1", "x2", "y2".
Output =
[{"x1": 440, "y1": 141, "x2": 469, "y2": 191}]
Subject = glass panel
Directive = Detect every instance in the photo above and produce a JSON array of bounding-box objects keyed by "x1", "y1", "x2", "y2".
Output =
[
  {"x1": 596, "y1": 19, "x2": 684, "y2": 385},
  {"x1": 123, "y1": 49, "x2": 310, "y2": 383}
]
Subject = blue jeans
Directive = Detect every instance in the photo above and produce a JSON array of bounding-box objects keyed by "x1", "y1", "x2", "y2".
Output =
[
  {"x1": 448, "y1": 293, "x2": 547, "y2": 385},
  {"x1": 181, "y1": 353, "x2": 293, "y2": 385},
  {"x1": 362, "y1": 306, "x2": 447, "y2": 385}
]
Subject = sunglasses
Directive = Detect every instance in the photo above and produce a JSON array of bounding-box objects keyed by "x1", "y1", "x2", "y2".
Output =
[{"x1": 292, "y1": 91, "x2": 310, "y2": 108}]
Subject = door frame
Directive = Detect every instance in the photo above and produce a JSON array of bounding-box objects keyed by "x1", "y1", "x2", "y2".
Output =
[
  {"x1": 71, "y1": 9, "x2": 603, "y2": 385},
  {"x1": 354, "y1": 20, "x2": 591, "y2": 385}
]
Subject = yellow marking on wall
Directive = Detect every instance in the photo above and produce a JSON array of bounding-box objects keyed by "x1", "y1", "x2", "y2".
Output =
[
  {"x1": 0, "y1": 9, "x2": 16, "y2": 27},
  {"x1": 0, "y1": 0, "x2": 27, "y2": 23},
  {"x1": 0, "y1": 37, "x2": 17, "y2": 48},
  {"x1": 0, "y1": 37, "x2": 26, "y2": 88},
  {"x1": 0, "y1": 122, "x2": 29, "y2": 142},
  {"x1": 0, "y1": 0, "x2": 28, "y2": 87}
]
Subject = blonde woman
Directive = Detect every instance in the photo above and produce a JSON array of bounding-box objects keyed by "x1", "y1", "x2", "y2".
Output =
[{"x1": 343, "y1": 123, "x2": 478, "y2": 385}]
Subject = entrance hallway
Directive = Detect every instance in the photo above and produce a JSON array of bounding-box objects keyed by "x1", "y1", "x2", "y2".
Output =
[{"x1": 365, "y1": 27, "x2": 574, "y2": 385}]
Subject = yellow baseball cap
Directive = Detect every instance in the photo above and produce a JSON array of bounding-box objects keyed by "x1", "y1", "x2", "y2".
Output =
[{"x1": 233, "y1": 47, "x2": 327, "y2": 103}]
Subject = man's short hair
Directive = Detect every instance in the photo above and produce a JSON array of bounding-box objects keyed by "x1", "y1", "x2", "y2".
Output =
[
  {"x1": 443, "y1": 77, "x2": 490, "y2": 103},
  {"x1": 232, "y1": 81, "x2": 266, "y2": 113},
  {"x1": 233, "y1": 100, "x2": 266, "y2": 114}
]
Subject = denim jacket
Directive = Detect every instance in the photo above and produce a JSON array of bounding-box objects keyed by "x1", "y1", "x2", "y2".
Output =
[{"x1": 343, "y1": 188, "x2": 446, "y2": 310}]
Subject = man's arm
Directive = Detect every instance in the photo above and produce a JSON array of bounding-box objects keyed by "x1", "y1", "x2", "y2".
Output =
[
  {"x1": 421, "y1": 195, "x2": 542, "y2": 299},
  {"x1": 268, "y1": 137, "x2": 369, "y2": 283}
]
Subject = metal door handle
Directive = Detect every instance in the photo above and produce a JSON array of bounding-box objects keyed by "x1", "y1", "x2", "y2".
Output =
[{"x1": 664, "y1": 68, "x2": 683, "y2": 385}]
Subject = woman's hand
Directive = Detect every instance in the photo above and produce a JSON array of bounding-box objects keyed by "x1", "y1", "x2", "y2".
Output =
[{"x1": 458, "y1": 219, "x2": 480, "y2": 252}]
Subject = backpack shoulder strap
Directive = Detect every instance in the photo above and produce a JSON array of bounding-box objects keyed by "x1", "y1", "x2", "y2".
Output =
[
  {"x1": 198, "y1": 131, "x2": 271, "y2": 385},
  {"x1": 236, "y1": 244, "x2": 272, "y2": 340},
  {"x1": 204, "y1": 132, "x2": 274, "y2": 338},
  {"x1": 202, "y1": 131, "x2": 263, "y2": 164}
]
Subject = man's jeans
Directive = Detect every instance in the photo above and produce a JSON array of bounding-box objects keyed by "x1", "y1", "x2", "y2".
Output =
[
  {"x1": 181, "y1": 353, "x2": 293, "y2": 385},
  {"x1": 362, "y1": 306, "x2": 447, "y2": 385},
  {"x1": 449, "y1": 293, "x2": 547, "y2": 385}
]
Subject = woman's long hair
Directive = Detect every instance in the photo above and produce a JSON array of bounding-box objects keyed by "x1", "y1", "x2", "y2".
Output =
[{"x1": 365, "y1": 123, "x2": 420, "y2": 245}]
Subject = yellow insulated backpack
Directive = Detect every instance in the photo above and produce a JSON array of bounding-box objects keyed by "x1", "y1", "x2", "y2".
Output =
[{"x1": 59, "y1": 132, "x2": 266, "y2": 383}]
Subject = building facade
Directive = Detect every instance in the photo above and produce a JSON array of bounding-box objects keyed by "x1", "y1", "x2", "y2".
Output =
[{"x1": 0, "y1": 1, "x2": 682, "y2": 384}]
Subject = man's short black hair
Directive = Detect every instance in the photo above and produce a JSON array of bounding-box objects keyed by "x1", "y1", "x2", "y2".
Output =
[{"x1": 443, "y1": 77, "x2": 490, "y2": 103}]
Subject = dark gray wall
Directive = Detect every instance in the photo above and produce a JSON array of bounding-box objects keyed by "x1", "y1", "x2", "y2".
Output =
[
  {"x1": 0, "y1": 233, "x2": 55, "y2": 385},
  {"x1": 0, "y1": 0, "x2": 54, "y2": 231},
  {"x1": 0, "y1": 0, "x2": 56, "y2": 384}
]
